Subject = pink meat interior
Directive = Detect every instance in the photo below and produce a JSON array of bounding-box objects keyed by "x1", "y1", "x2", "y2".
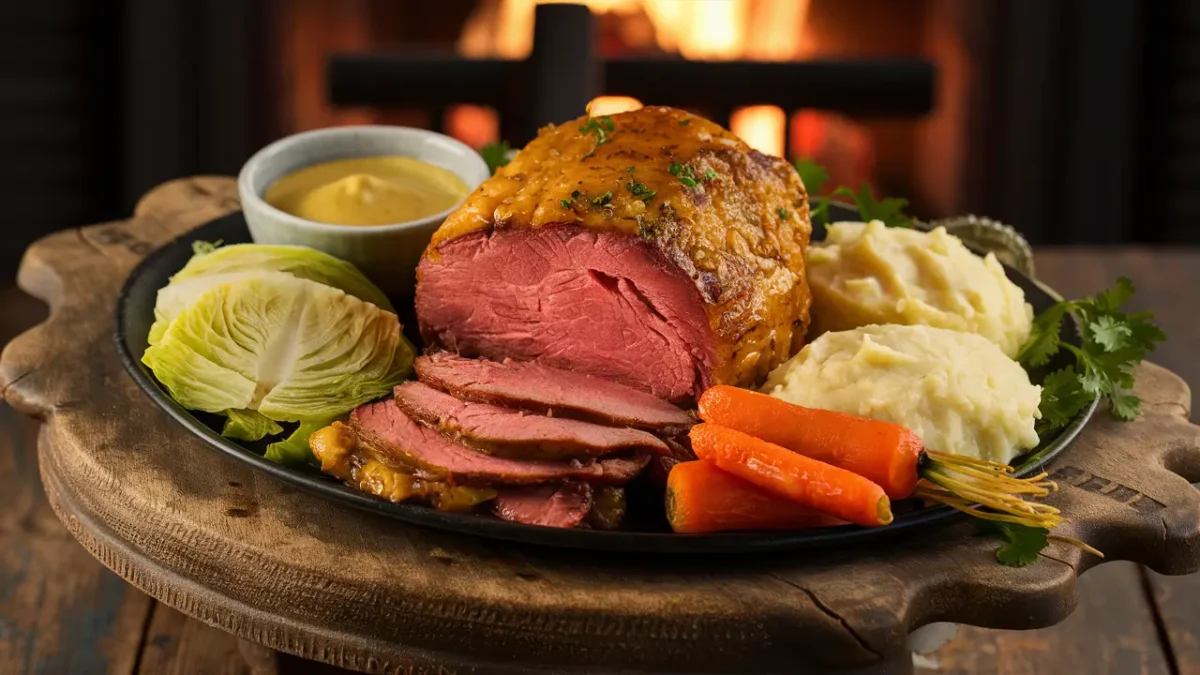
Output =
[{"x1": 416, "y1": 226, "x2": 715, "y2": 402}]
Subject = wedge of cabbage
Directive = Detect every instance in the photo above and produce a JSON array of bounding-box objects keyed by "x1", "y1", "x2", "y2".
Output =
[
  {"x1": 148, "y1": 243, "x2": 393, "y2": 345},
  {"x1": 143, "y1": 272, "x2": 413, "y2": 422}
]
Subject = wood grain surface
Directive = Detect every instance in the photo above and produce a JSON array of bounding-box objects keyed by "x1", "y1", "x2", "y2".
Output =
[{"x1": 0, "y1": 177, "x2": 1198, "y2": 675}]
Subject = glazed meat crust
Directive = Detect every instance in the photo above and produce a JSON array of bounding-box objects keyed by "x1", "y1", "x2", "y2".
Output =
[{"x1": 428, "y1": 106, "x2": 812, "y2": 389}]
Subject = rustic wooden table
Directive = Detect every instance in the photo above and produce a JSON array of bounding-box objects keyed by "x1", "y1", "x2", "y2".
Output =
[{"x1": 0, "y1": 232, "x2": 1196, "y2": 674}]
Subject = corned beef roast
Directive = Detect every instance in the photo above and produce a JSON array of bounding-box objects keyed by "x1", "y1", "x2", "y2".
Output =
[
  {"x1": 393, "y1": 381, "x2": 670, "y2": 459},
  {"x1": 412, "y1": 352, "x2": 694, "y2": 434},
  {"x1": 415, "y1": 106, "x2": 813, "y2": 403},
  {"x1": 492, "y1": 481, "x2": 594, "y2": 529},
  {"x1": 347, "y1": 400, "x2": 650, "y2": 487}
]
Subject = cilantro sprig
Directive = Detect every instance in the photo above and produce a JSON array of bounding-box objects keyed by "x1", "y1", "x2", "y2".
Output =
[
  {"x1": 793, "y1": 159, "x2": 912, "y2": 229},
  {"x1": 481, "y1": 141, "x2": 512, "y2": 175},
  {"x1": 977, "y1": 521, "x2": 1103, "y2": 567},
  {"x1": 1018, "y1": 277, "x2": 1166, "y2": 430},
  {"x1": 977, "y1": 521, "x2": 1048, "y2": 567}
]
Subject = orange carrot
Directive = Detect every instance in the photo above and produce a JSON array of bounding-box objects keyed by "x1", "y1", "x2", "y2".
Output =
[
  {"x1": 666, "y1": 460, "x2": 844, "y2": 533},
  {"x1": 697, "y1": 385, "x2": 1066, "y2": 532},
  {"x1": 689, "y1": 423, "x2": 893, "y2": 527},
  {"x1": 698, "y1": 385, "x2": 922, "y2": 499}
]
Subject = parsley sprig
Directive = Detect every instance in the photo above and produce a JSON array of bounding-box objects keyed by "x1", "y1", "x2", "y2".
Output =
[
  {"x1": 1018, "y1": 277, "x2": 1166, "y2": 431},
  {"x1": 481, "y1": 141, "x2": 512, "y2": 175},
  {"x1": 793, "y1": 159, "x2": 912, "y2": 229}
]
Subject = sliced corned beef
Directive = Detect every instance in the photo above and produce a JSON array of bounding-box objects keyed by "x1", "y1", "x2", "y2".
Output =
[
  {"x1": 394, "y1": 381, "x2": 670, "y2": 459},
  {"x1": 492, "y1": 480, "x2": 593, "y2": 528},
  {"x1": 413, "y1": 352, "x2": 695, "y2": 434},
  {"x1": 415, "y1": 226, "x2": 716, "y2": 403},
  {"x1": 349, "y1": 400, "x2": 650, "y2": 487}
]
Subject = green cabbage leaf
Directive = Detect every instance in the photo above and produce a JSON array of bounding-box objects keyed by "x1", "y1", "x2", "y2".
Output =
[
  {"x1": 148, "y1": 243, "x2": 393, "y2": 345},
  {"x1": 221, "y1": 409, "x2": 285, "y2": 441},
  {"x1": 142, "y1": 272, "x2": 412, "y2": 422}
]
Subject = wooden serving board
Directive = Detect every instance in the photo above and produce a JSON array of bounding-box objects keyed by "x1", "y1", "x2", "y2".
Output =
[{"x1": 4, "y1": 177, "x2": 1200, "y2": 675}]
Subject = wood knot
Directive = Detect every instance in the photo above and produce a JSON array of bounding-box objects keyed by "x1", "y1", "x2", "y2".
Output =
[{"x1": 225, "y1": 507, "x2": 253, "y2": 518}]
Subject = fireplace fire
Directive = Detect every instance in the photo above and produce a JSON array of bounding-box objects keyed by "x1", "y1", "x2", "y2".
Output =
[
  {"x1": 450, "y1": 0, "x2": 874, "y2": 191},
  {"x1": 280, "y1": 0, "x2": 945, "y2": 215}
]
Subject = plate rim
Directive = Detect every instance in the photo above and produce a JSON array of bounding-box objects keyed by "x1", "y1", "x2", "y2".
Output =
[{"x1": 112, "y1": 211, "x2": 1098, "y2": 554}]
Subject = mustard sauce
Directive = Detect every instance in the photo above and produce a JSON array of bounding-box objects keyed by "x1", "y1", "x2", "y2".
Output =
[{"x1": 265, "y1": 156, "x2": 470, "y2": 226}]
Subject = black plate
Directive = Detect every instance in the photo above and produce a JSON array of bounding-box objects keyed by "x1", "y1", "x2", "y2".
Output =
[{"x1": 114, "y1": 208, "x2": 1097, "y2": 553}]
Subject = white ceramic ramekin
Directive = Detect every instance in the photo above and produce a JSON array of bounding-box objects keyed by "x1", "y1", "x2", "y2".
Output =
[{"x1": 237, "y1": 126, "x2": 490, "y2": 298}]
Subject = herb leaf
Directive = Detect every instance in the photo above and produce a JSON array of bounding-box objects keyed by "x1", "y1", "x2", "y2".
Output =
[
  {"x1": 793, "y1": 159, "x2": 830, "y2": 195},
  {"x1": 793, "y1": 160, "x2": 913, "y2": 228},
  {"x1": 191, "y1": 240, "x2": 224, "y2": 256},
  {"x1": 626, "y1": 181, "x2": 656, "y2": 204},
  {"x1": 560, "y1": 199, "x2": 573, "y2": 209},
  {"x1": 978, "y1": 521, "x2": 1049, "y2": 567},
  {"x1": 835, "y1": 183, "x2": 913, "y2": 229},
  {"x1": 777, "y1": 208, "x2": 791, "y2": 219},
  {"x1": 1018, "y1": 303, "x2": 1068, "y2": 368},
  {"x1": 810, "y1": 199, "x2": 830, "y2": 227},
  {"x1": 1020, "y1": 278, "x2": 1167, "y2": 430},
  {"x1": 580, "y1": 116, "x2": 615, "y2": 146},
  {"x1": 703, "y1": 169, "x2": 718, "y2": 181},
  {"x1": 670, "y1": 162, "x2": 700, "y2": 188},
  {"x1": 481, "y1": 141, "x2": 512, "y2": 175},
  {"x1": 1035, "y1": 367, "x2": 1093, "y2": 435},
  {"x1": 590, "y1": 191, "x2": 613, "y2": 207}
]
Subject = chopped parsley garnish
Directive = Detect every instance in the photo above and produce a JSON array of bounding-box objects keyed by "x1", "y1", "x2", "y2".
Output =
[
  {"x1": 626, "y1": 181, "x2": 656, "y2": 204},
  {"x1": 480, "y1": 141, "x2": 512, "y2": 175},
  {"x1": 704, "y1": 169, "x2": 718, "y2": 181},
  {"x1": 1018, "y1": 276, "x2": 1166, "y2": 429},
  {"x1": 591, "y1": 191, "x2": 613, "y2": 207},
  {"x1": 571, "y1": 189, "x2": 583, "y2": 200},
  {"x1": 560, "y1": 199, "x2": 573, "y2": 209},
  {"x1": 626, "y1": 166, "x2": 636, "y2": 174},
  {"x1": 679, "y1": 119, "x2": 691, "y2": 126},
  {"x1": 669, "y1": 162, "x2": 700, "y2": 187},
  {"x1": 777, "y1": 208, "x2": 790, "y2": 219},
  {"x1": 579, "y1": 116, "x2": 615, "y2": 146}
]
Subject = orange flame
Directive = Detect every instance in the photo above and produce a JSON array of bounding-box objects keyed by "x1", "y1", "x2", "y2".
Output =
[{"x1": 458, "y1": 0, "x2": 814, "y2": 157}]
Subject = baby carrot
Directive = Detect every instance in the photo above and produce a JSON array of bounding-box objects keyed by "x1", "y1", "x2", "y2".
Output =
[
  {"x1": 689, "y1": 423, "x2": 893, "y2": 527},
  {"x1": 666, "y1": 460, "x2": 844, "y2": 533},
  {"x1": 698, "y1": 385, "x2": 1065, "y2": 532},
  {"x1": 698, "y1": 385, "x2": 921, "y2": 499}
]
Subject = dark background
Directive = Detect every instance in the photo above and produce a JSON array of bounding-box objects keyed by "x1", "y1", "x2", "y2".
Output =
[{"x1": 2, "y1": 0, "x2": 1197, "y2": 276}]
